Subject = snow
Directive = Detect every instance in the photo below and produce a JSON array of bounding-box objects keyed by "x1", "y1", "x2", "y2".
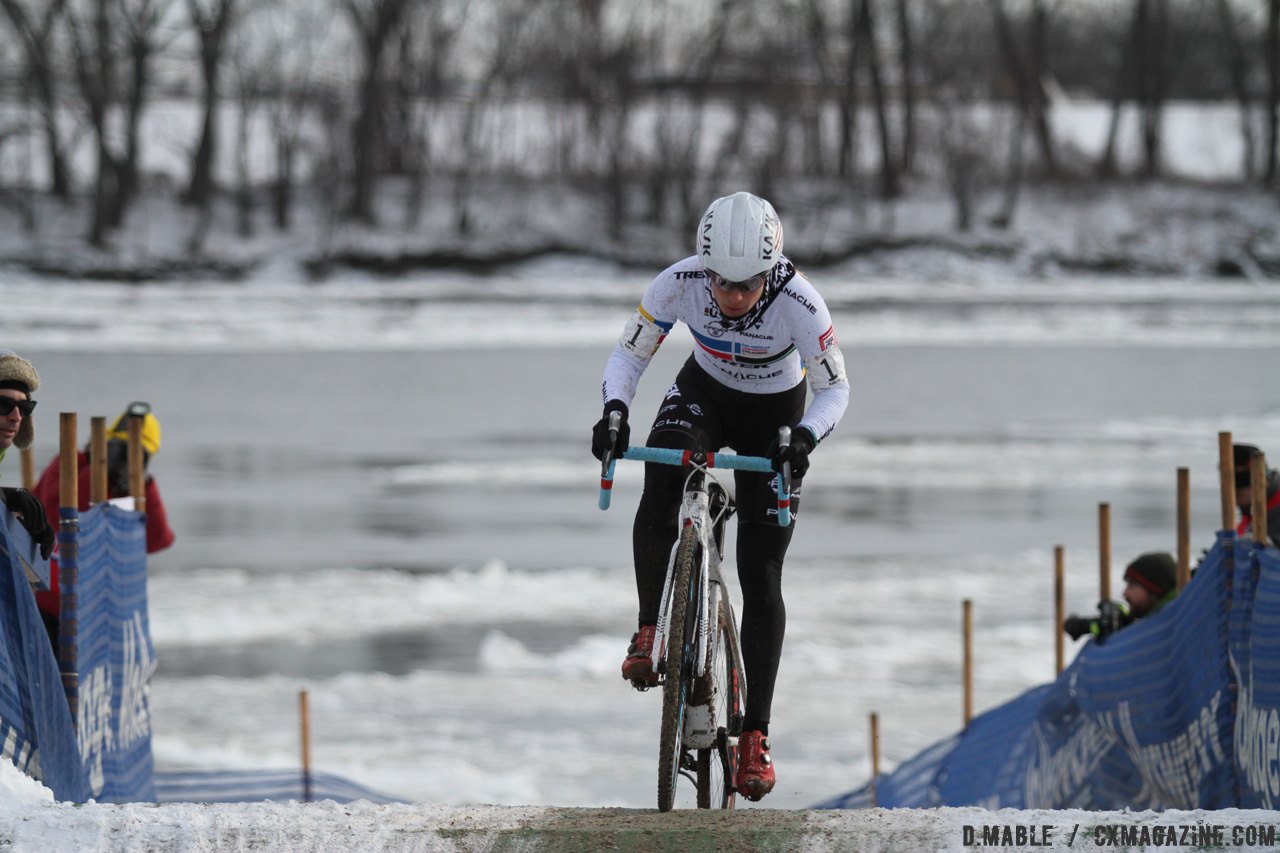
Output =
[{"x1": 5, "y1": 753, "x2": 1280, "y2": 853}]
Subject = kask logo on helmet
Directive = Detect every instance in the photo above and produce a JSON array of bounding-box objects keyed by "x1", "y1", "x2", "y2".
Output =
[{"x1": 761, "y1": 213, "x2": 779, "y2": 260}]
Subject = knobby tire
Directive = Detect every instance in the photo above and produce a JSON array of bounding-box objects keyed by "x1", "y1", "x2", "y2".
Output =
[
  {"x1": 696, "y1": 598, "x2": 743, "y2": 809},
  {"x1": 657, "y1": 524, "x2": 699, "y2": 813}
]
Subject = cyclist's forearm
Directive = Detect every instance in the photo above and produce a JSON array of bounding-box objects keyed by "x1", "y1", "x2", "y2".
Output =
[
  {"x1": 602, "y1": 345, "x2": 648, "y2": 408},
  {"x1": 798, "y1": 342, "x2": 848, "y2": 444},
  {"x1": 799, "y1": 383, "x2": 849, "y2": 445}
]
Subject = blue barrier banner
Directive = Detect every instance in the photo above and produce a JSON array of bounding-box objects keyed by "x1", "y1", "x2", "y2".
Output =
[
  {"x1": 818, "y1": 533, "x2": 1237, "y2": 810},
  {"x1": 155, "y1": 769, "x2": 405, "y2": 804},
  {"x1": 0, "y1": 513, "x2": 88, "y2": 801},
  {"x1": 1236, "y1": 543, "x2": 1280, "y2": 807},
  {"x1": 72, "y1": 504, "x2": 156, "y2": 803}
]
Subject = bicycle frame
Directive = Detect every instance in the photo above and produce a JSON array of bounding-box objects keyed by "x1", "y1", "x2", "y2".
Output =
[
  {"x1": 601, "y1": 443, "x2": 790, "y2": 691},
  {"x1": 599, "y1": 437, "x2": 791, "y2": 810},
  {"x1": 655, "y1": 468, "x2": 730, "y2": 694}
]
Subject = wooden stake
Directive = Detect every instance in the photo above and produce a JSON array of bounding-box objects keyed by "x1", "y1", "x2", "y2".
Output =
[
  {"x1": 89, "y1": 417, "x2": 107, "y2": 506},
  {"x1": 299, "y1": 690, "x2": 313, "y2": 804},
  {"x1": 20, "y1": 446, "x2": 34, "y2": 490},
  {"x1": 1219, "y1": 432, "x2": 1236, "y2": 532},
  {"x1": 1252, "y1": 451, "x2": 1269, "y2": 547},
  {"x1": 59, "y1": 413, "x2": 77, "y2": 513},
  {"x1": 869, "y1": 711, "x2": 880, "y2": 808},
  {"x1": 1177, "y1": 468, "x2": 1191, "y2": 589},
  {"x1": 58, "y1": 413, "x2": 78, "y2": 712},
  {"x1": 962, "y1": 599, "x2": 973, "y2": 726},
  {"x1": 1098, "y1": 503, "x2": 1111, "y2": 602},
  {"x1": 1054, "y1": 546, "x2": 1065, "y2": 676},
  {"x1": 127, "y1": 415, "x2": 146, "y2": 514}
]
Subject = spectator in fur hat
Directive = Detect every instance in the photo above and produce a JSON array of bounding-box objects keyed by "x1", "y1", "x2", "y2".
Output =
[
  {"x1": 1064, "y1": 552, "x2": 1179, "y2": 642},
  {"x1": 0, "y1": 350, "x2": 55, "y2": 561},
  {"x1": 0, "y1": 349, "x2": 39, "y2": 459},
  {"x1": 1231, "y1": 443, "x2": 1280, "y2": 546}
]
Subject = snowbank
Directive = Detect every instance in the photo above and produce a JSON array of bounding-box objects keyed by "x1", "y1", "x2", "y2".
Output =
[{"x1": 5, "y1": 763, "x2": 1279, "y2": 853}]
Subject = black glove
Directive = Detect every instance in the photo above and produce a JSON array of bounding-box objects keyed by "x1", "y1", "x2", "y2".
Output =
[
  {"x1": 591, "y1": 400, "x2": 630, "y2": 461},
  {"x1": 767, "y1": 427, "x2": 816, "y2": 479},
  {"x1": 2, "y1": 487, "x2": 54, "y2": 560},
  {"x1": 1063, "y1": 615, "x2": 1093, "y2": 641}
]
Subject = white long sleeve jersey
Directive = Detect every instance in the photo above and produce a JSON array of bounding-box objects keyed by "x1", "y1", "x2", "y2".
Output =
[{"x1": 602, "y1": 255, "x2": 850, "y2": 443}]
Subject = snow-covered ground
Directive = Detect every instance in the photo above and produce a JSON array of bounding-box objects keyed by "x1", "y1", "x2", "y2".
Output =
[{"x1": 10, "y1": 761, "x2": 1280, "y2": 852}]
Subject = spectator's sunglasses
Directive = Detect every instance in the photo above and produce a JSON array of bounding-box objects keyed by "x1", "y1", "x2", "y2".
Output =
[
  {"x1": 0, "y1": 397, "x2": 36, "y2": 416},
  {"x1": 706, "y1": 270, "x2": 767, "y2": 294}
]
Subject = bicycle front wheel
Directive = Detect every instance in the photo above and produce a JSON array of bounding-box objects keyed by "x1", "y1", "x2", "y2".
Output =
[
  {"x1": 657, "y1": 523, "x2": 699, "y2": 813},
  {"x1": 696, "y1": 598, "x2": 744, "y2": 809}
]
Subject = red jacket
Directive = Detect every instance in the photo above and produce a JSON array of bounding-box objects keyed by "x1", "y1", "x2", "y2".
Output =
[
  {"x1": 1237, "y1": 487, "x2": 1280, "y2": 541},
  {"x1": 31, "y1": 451, "x2": 175, "y2": 617}
]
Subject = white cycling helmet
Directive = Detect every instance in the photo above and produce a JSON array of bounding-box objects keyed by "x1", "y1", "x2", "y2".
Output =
[{"x1": 696, "y1": 191, "x2": 784, "y2": 282}]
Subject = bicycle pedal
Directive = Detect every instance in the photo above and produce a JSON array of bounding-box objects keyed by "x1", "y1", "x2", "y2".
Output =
[{"x1": 629, "y1": 679, "x2": 654, "y2": 692}]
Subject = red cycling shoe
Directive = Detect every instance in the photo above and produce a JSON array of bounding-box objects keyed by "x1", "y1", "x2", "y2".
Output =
[
  {"x1": 621, "y1": 625, "x2": 659, "y2": 688},
  {"x1": 735, "y1": 730, "x2": 776, "y2": 801}
]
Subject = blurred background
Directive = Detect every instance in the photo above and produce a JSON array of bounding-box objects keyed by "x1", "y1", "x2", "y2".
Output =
[
  {"x1": 1, "y1": 0, "x2": 1279, "y2": 812},
  {"x1": 0, "y1": 0, "x2": 1276, "y2": 268}
]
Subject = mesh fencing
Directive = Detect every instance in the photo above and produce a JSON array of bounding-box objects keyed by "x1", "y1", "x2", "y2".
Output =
[
  {"x1": 817, "y1": 532, "x2": 1249, "y2": 810},
  {"x1": 0, "y1": 512, "x2": 87, "y2": 801}
]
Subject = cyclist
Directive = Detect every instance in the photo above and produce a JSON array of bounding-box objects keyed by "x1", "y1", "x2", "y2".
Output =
[{"x1": 591, "y1": 191, "x2": 849, "y2": 801}]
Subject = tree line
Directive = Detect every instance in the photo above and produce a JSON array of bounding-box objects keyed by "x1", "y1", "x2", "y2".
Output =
[{"x1": 1, "y1": 0, "x2": 1278, "y2": 249}]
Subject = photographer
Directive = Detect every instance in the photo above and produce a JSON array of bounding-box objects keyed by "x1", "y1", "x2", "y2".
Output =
[
  {"x1": 1064, "y1": 552, "x2": 1178, "y2": 643},
  {"x1": 31, "y1": 402, "x2": 174, "y2": 647}
]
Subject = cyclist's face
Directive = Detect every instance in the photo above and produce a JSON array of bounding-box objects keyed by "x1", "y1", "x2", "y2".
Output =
[{"x1": 708, "y1": 272, "x2": 766, "y2": 318}]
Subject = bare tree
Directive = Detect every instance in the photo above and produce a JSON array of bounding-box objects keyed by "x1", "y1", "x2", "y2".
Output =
[
  {"x1": 571, "y1": 0, "x2": 645, "y2": 240},
  {"x1": 1095, "y1": 1, "x2": 1138, "y2": 178},
  {"x1": 234, "y1": 0, "x2": 334, "y2": 232},
  {"x1": 917, "y1": 0, "x2": 998, "y2": 230},
  {"x1": 987, "y1": 0, "x2": 1057, "y2": 177},
  {"x1": 395, "y1": 0, "x2": 466, "y2": 228},
  {"x1": 896, "y1": 0, "x2": 917, "y2": 174},
  {"x1": 449, "y1": 0, "x2": 539, "y2": 235},
  {"x1": 343, "y1": 0, "x2": 416, "y2": 225},
  {"x1": 1096, "y1": 0, "x2": 1197, "y2": 179},
  {"x1": 227, "y1": 9, "x2": 266, "y2": 238},
  {"x1": 1215, "y1": 0, "x2": 1256, "y2": 180},
  {"x1": 853, "y1": 0, "x2": 899, "y2": 199},
  {"x1": 112, "y1": 0, "x2": 176, "y2": 228},
  {"x1": 985, "y1": 0, "x2": 1059, "y2": 228},
  {"x1": 0, "y1": 0, "x2": 72, "y2": 199},
  {"x1": 64, "y1": 0, "x2": 167, "y2": 242},
  {"x1": 64, "y1": 0, "x2": 123, "y2": 245},
  {"x1": 1134, "y1": 0, "x2": 1171, "y2": 178},
  {"x1": 644, "y1": 0, "x2": 732, "y2": 232},
  {"x1": 1267, "y1": 0, "x2": 1279, "y2": 184},
  {"x1": 184, "y1": 0, "x2": 239, "y2": 207}
]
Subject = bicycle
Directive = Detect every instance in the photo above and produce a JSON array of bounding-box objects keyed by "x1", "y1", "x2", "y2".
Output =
[{"x1": 599, "y1": 416, "x2": 792, "y2": 811}]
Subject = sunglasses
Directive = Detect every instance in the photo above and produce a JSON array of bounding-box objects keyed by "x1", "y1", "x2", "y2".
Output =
[
  {"x1": 707, "y1": 271, "x2": 767, "y2": 294},
  {"x1": 0, "y1": 397, "x2": 36, "y2": 416}
]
